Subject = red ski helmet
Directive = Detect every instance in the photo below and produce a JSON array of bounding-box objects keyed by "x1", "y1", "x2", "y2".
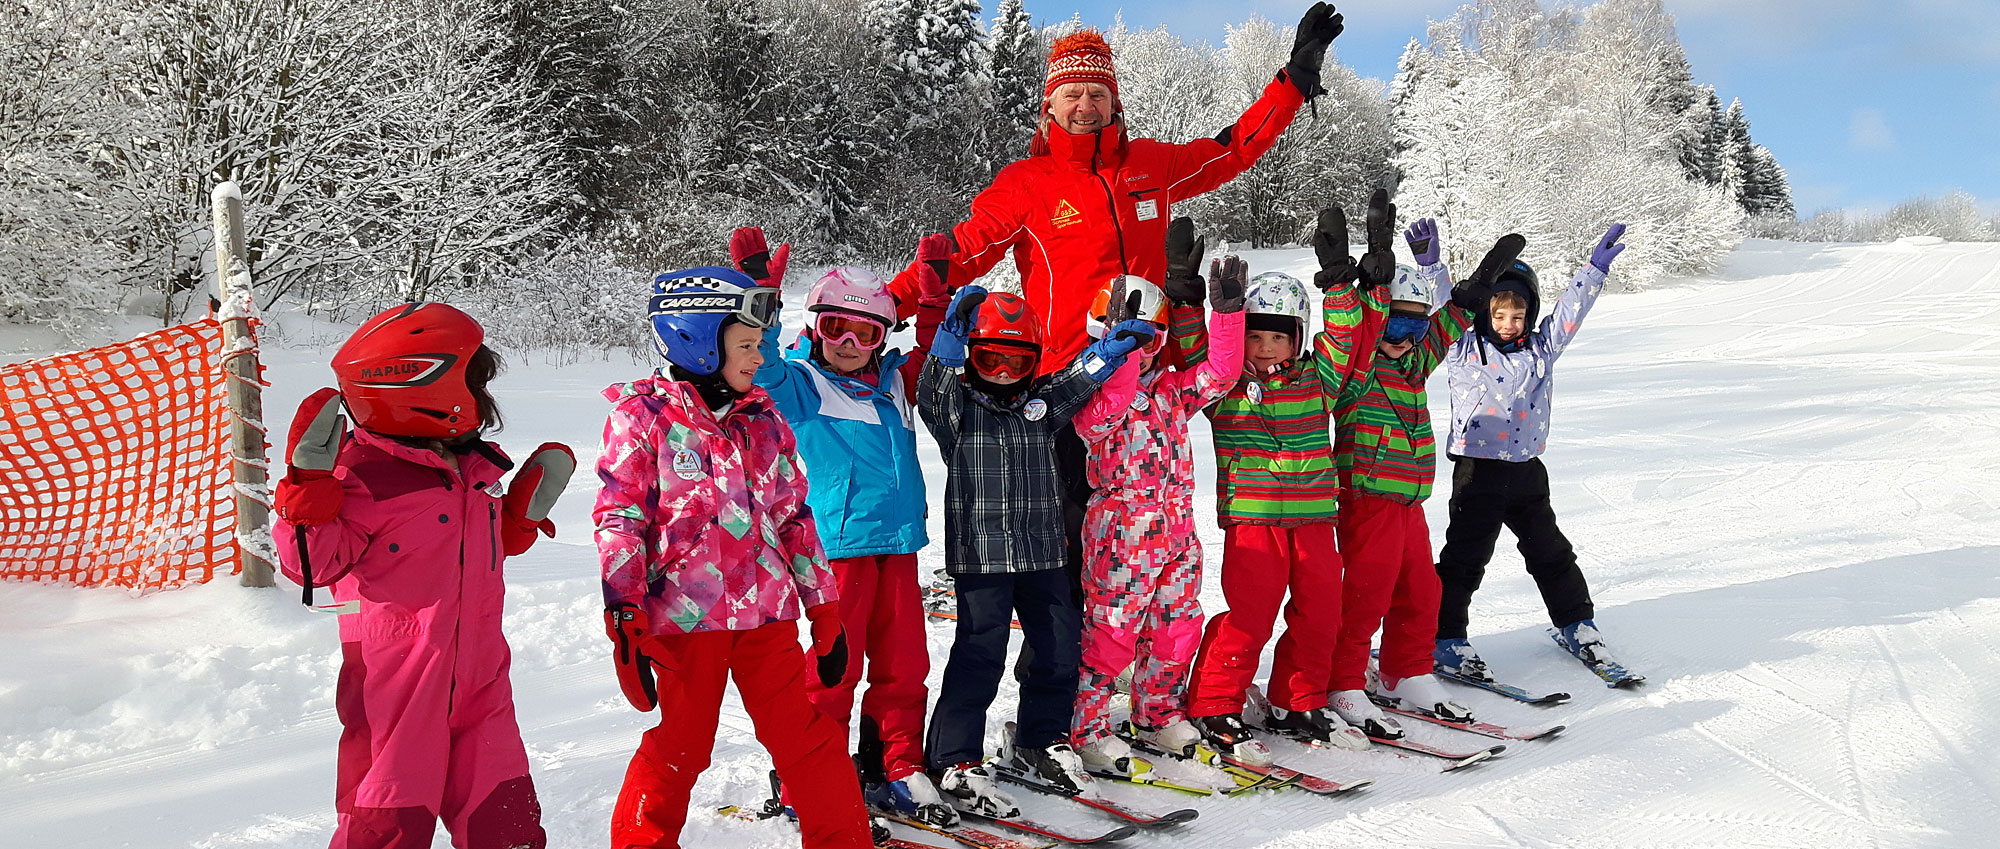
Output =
[
  {"x1": 970, "y1": 292, "x2": 1044, "y2": 350},
  {"x1": 333, "y1": 303, "x2": 485, "y2": 439}
]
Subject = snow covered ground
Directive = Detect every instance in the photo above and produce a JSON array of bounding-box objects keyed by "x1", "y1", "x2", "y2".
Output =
[{"x1": 2, "y1": 238, "x2": 1997, "y2": 848}]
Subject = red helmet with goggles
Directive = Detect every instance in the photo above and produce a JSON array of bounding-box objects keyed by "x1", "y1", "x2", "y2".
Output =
[
  {"x1": 333, "y1": 303, "x2": 485, "y2": 439},
  {"x1": 969, "y1": 292, "x2": 1044, "y2": 378}
]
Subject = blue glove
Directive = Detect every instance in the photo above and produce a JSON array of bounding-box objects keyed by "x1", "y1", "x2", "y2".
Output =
[
  {"x1": 930, "y1": 285, "x2": 987, "y2": 368},
  {"x1": 1404, "y1": 218, "x2": 1441, "y2": 266},
  {"x1": 1081, "y1": 319, "x2": 1157, "y2": 379},
  {"x1": 1591, "y1": 224, "x2": 1627, "y2": 272}
]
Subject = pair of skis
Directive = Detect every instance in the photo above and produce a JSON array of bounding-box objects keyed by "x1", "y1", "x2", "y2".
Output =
[
  {"x1": 718, "y1": 770, "x2": 1121, "y2": 848},
  {"x1": 1118, "y1": 733, "x2": 1376, "y2": 796},
  {"x1": 1243, "y1": 686, "x2": 1507, "y2": 771}
]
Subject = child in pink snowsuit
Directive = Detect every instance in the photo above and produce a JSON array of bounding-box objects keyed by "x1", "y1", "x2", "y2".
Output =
[
  {"x1": 1069, "y1": 261, "x2": 1246, "y2": 771},
  {"x1": 273, "y1": 303, "x2": 571, "y2": 849}
]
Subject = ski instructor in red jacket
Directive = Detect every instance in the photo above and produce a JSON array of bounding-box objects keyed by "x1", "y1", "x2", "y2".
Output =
[
  {"x1": 886, "y1": 3, "x2": 1348, "y2": 613},
  {"x1": 887, "y1": 2, "x2": 1347, "y2": 376}
]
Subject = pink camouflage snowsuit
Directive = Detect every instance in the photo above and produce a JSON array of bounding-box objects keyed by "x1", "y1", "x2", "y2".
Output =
[
  {"x1": 1070, "y1": 308, "x2": 1246, "y2": 745},
  {"x1": 274, "y1": 427, "x2": 544, "y2": 849},
  {"x1": 592, "y1": 375, "x2": 871, "y2": 849}
]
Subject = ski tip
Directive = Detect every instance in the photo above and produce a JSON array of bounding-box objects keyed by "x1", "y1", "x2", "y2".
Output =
[
  {"x1": 1608, "y1": 676, "x2": 1646, "y2": 689},
  {"x1": 1441, "y1": 750, "x2": 1496, "y2": 772},
  {"x1": 1536, "y1": 693, "x2": 1574, "y2": 705}
]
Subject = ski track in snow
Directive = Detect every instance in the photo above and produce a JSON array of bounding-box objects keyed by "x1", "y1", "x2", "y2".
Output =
[{"x1": 2, "y1": 239, "x2": 1997, "y2": 848}]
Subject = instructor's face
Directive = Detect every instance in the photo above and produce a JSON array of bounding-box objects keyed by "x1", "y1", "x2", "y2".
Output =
[{"x1": 1047, "y1": 83, "x2": 1113, "y2": 134}]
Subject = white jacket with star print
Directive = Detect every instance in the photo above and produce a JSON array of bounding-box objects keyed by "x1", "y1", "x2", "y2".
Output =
[{"x1": 1444, "y1": 263, "x2": 1607, "y2": 461}]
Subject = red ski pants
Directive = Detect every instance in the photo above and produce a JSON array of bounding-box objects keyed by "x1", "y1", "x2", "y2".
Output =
[
  {"x1": 1187, "y1": 523, "x2": 1344, "y2": 716},
  {"x1": 613, "y1": 623, "x2": 872, "y2": 849},
  {"x1": 804, "y1": 553, "x2": 931, "y2": 780},
  {"x1": 1331, "y1": 496, "x2": 1442, "y2": 691}
]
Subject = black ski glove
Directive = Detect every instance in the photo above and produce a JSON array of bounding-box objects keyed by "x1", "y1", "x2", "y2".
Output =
[
  {"x1": 1311, "y1": 206, "x2": 1360, "y2": 291},
  {"x1": 817, "y1": 632, "x2": 848, "y2": 688},
  {"x1": 1357, "y1": 188, "x2": 1398, "y2": 292},
  {"x1": 1210, "y1": 256, "x2": 1248, "y2": 314},
  {"x1": 1163, "y1": 217, "x2": 1207, "y2": 305},
  {"x1": 1454, "y1": 234, "x2": 1527, "y2": 311},
  {"x1": 1285, "y1": 2, "x2": 1345, "y2": 99}
]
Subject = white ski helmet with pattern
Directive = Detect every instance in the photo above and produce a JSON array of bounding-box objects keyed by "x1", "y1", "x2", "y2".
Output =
[
  {"x1": 1387, "y1": 264, "x2": 1435, "y2": 311},
  {"x1": 1087, "y1": 274, "x2": 1168, "y2": 339},
  {"x1": 1245, "y1": 271, "x2": 1312, "y2": 357}
]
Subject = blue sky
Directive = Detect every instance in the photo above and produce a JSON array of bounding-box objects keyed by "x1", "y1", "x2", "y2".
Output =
[{"x1": 1046, "y1": 0, "x2": 1999, "y2": 217}]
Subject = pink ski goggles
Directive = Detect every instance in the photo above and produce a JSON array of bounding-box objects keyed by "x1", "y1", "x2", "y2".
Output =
[{"x1": 815, "y1": 311, "x2": 888, "y2": 350}]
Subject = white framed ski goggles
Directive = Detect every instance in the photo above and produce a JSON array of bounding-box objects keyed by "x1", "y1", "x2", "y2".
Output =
[{"x1": 647, "y1": 284, "x2": 781, "y2": 329}]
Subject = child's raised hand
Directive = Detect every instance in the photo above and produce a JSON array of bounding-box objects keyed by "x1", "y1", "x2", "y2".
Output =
[
  {"x1": 729, "y1": 226, "x2": 789, "y2": 287},
  {"x1": 931, "y1": 285, "x2": 988, "y2": 368},
  {"x1": 1311, "y1": 206, "x2": 1361, "y2": 291},
  {"x1": 1164, "y1": 217, "x2": 1207, "y2": 305},
  {"x1": 1405, "y1": 218, "x2": 1441, "y2": 266},
  {"x1": 1358, "y1": 188, "x2": 1398, "y2": 291},
  {"x1": 1590, "y1": 224, "x2": 1627, "y2": 272},
  {"x1": 1209, "y1": 255, "x2": 1248, "y2": 313},
  {"x1": 1453, "y1": 234, "x2": 1528, "y2": 311},
  {"x1": 916, "y1": 233, "x2": 955, "y2": 304}
]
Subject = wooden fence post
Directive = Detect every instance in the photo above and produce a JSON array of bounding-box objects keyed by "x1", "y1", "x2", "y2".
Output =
[{"x1": 212, "y1": 182, "x2": 275, "y2": 588}]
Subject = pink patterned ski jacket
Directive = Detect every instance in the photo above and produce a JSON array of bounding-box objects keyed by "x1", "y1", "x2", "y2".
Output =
[
  {"x1": 1074, "y1": 309, "x2": 1246, "y2": 511},
  {"x1": 592, "y1": 375, "x2": 838, "y2": 634}
]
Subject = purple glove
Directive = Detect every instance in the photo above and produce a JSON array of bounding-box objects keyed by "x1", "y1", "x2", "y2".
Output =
[
  {"x1": 1591, "y1": 224, "x2": 1627, "y2": 272},
  {"x1": 1404, "y1": 218, "x2": 1441, "y2": 266}
]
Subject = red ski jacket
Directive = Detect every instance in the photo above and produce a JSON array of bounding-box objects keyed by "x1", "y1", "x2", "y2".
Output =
[{"x1": 889, "y1": 71, "x2": 1307, "y2": 375}]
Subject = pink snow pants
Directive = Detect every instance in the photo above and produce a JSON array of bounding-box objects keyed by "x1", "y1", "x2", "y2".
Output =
[
  {"x1": 330, "y1": 629, "x2": 544, "y2": 849},
  {"x1": 1331, "y1": 496, "x2": 1443, "y2": 690},
  {"x1": 1072, "y1": 503, "x2": 1205, "y2": 744}
]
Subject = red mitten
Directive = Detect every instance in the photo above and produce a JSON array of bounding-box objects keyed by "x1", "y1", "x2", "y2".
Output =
[
  {"x1": 275, "y1": 388, "x2": 347, "y2": 526},
  {"x1": 604, "y1": 603, "x2": 657, "y2": 711},
  {"x1": 500, "y1": 442, "x2": 576, "y2": 555},
  {"x1": 728, "y1": 226, "x2": 791, "y2": 288},
  {"x1": 915, "y1": 233, "x2": 954, "y2": 307}
]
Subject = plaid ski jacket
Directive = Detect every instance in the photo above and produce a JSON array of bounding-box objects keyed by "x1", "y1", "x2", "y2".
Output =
[{"x1": 918, "y1": 353, "x2": 1106, "y2": 575}]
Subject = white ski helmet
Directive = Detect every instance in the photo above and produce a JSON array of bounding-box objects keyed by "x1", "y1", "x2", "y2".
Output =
[
  {"x1": 1087, "y1": 274, "x2": 1168, "y2": 339},
  {"x1": 1387, "y1": 264, "x2": 1435, "y2": 311},
  {"x1": 1245, "y1": 271, "x2": 1312, "y2": 357}
]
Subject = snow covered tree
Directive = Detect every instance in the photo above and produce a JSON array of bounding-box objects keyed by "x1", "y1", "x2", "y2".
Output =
[
  {"x1": 1743, "y1": 144, "x2": 1795, "y2": 219},
  {"x1": 1390, "y1": 1, "x2": 1743, "y2": 290},
  {"x1": 498, "y1": 0, "x2": 624, "y2": 227},
  {"x1": 986, "y1": 0, "x2": 1043, "y2": 159},
  {"x1": 0, "y1": 0, "x2": 136, "y2": 329},
  {"x1": 1195, "y1": 17, "x2": 1391, "y2": 247},
  {"x1": 356, "y1": 0, "x2": 566, "y2": 303}
]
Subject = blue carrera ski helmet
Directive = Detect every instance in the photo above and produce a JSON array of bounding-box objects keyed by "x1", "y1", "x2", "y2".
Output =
[{"x1": 648, "y1": 266, "x2": 780, "y2": 375}]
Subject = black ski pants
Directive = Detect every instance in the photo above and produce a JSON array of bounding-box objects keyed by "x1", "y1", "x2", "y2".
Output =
[{"x1": 1434, "y1": 456, "x2": 1594, "y2": 640}]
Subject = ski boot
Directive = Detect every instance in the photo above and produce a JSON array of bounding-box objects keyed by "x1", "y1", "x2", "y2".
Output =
[
  {"x1": 1377, "y1": 673, "x2": 1475, "y2": 722},
  {"x1": 1011, "y1": 742, "x2": 1095, "y2": 796},
  {"x1": 1434, "y1": 637, "x2": 1493, "y2": 682},
  {"x1": 938, "y1": 761, "x2": 1020, "y2": 818},
  {"x1": 1191, "y1": 713, "x2": 1276, "y2": 767},
  {"x1": 865, "y1": 770, "x2": 960, "y2": 829},
  {"x1": 1129, "y1": 718, "x2": 1209, "y2": 760},
  {"x1": 1265, "y1": 704, "x2": 1370, "y2": 751},
  {"x1": 1330, "y1": 688, "x2": 1405, "y2": 739},
  {"x1": 1075, "y1": 733, "x2": 1153, "y2": 780},
  {"x1": 1554, "y1": 619, "x2": 1618, "y2": 667}
]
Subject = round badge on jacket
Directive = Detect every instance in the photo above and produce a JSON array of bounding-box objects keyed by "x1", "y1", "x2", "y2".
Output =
[
  {"x1": 1132, "y1": 394, "x2": 1150, "y2": 412},
  {"x1": 1024, "y1": 398, "x2": 1048, "y2": 421},
  {"x1": 1247, "y1": 382, "x2": 1263, "y2": 404},
  {"x1": 671, "y1": 447, "x2": 704, "y2": 481}
]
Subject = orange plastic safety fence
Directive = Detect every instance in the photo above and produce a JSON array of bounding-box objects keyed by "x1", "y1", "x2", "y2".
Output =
[{"x1": 0, "y1": 320, "x2": 240, "y2": 590}]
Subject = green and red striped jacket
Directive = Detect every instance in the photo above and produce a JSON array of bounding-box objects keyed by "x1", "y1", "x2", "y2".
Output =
[
  {"x1": 1204, "y1": 285, "x2": 1382, "y2": 527},
  {"x1": 1332, "y1": 271, "x2": 1474, "y2": 505}
]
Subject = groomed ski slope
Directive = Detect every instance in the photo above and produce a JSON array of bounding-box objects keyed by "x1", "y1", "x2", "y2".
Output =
[{"x1": 2, "y1": 238, "x2": 1997, "y2": 848}]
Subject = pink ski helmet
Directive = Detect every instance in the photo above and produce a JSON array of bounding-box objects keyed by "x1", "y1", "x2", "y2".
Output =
[{"x1": 807, "y1": 267, "x2": 899, "y2": 325}]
